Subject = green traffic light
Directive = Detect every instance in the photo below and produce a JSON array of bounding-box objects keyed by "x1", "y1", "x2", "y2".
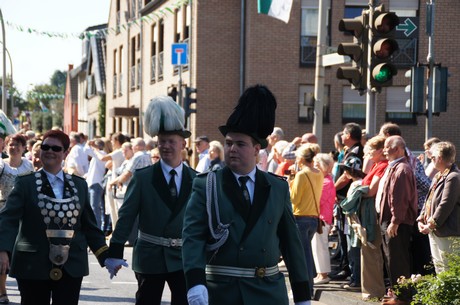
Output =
[{"x1": 374, "y1": 65, "x2": 392, "y2": 82}]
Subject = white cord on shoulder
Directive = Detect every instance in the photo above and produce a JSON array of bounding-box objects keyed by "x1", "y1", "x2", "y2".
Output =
[{"x1": 205, "y1": 171, "x2": 230, "y2": 252}]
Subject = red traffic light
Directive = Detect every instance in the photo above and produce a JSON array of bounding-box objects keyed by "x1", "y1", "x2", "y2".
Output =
[
  {"x1": 373, "y1": 38, "x2": 398, "y2": 59},
  {"x1": 374, "y1": 12, "x2": 399, "y2": 34}
]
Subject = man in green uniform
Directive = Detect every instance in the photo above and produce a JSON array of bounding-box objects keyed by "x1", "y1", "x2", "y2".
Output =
[
  {"x1": 0, "y1": 130, "x2": 109, "y2": 305},
  {"x1": 182, "y1": 85, "x2": 312, "y2": 305},
  {"x1": 106, "y1": 96, "x2": 197, "y2": 305}
]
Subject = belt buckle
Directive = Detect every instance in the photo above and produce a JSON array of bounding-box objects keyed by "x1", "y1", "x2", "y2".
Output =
[
  {"x1": 169, "y1": 239, "x2": 179, "y2": 247},
  {"x1": 255, "y1": 267, "x2": 266, "y2": 278}
]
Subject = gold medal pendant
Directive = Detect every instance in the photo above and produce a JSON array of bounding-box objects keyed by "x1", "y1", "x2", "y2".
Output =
[{"x1": 50, "y1": 268, "x2": 63, "y2": 281}]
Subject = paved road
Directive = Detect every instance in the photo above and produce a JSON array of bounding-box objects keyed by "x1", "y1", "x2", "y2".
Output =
[{"x1": 5, "y1": 247, "x2": 327, "y2": 305}]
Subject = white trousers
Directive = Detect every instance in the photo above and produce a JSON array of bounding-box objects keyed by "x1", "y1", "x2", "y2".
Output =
[
  {"x1": 429, "y1": 233, "x2": 459, "y2": 274},
  {"x1": 312, "y1": 223, "x2": 331, "y2": 274}
]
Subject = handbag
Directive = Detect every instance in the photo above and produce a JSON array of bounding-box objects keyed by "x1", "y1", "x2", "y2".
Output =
[{"x1": 304, "y1": 171, "x2": 324, "y2": 234}]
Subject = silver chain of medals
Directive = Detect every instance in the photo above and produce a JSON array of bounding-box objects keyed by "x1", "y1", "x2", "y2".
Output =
[{"x1": 35, "y1": 172, "x2": 81, "y2": 229}]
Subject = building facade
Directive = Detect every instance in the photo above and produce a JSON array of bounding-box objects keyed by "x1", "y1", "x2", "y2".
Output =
[{"x1": 103, "y1": 0, "x2": 460, "y2": 164}]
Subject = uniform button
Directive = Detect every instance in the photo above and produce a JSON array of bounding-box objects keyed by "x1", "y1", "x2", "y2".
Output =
[
  {"x1": 268, "y1": 219, "x2": 272, "y2": 224},
  {"x1": 262, "y1": 248, "x2": 266, "y2": 252},
  {"x1": 240, "y1": 247, "x2": 244, "y2": 251}
]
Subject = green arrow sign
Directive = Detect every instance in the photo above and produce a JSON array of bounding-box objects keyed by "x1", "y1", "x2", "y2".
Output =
[{"x1": 397, "y1": 18, "x2": 417, "y2": 37}]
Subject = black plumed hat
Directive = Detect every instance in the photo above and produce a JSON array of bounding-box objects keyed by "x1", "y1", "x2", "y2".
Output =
[{"x1": 219, "y1": 84, "x2": 277, "y2": 149}]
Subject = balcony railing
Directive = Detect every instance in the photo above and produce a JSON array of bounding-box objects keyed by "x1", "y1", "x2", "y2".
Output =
[
  {"x1": 151, "y1": 55, "x2": 156, "y2": 82},
  {"x1": 119, "y1": 73, "x2": 123, "y2": 96},
  {"x1": 137, "y1": 64, "x2": 142, "y2": 88},
  {"x1": 130, "y1": 66, "x2": 136, "y2": 90},
  {"x1": 113, "y1": 74, "x2": 117, "y2": 97},
  {"x1": 116, "y1": 11, "x2": 120, "y2": 33},
  {"x1": 131, "y1": 0, "x2": 136, "y2": 19},
  {"x1": 158, "y1": 51, "x2": 164, "y2": 80}
]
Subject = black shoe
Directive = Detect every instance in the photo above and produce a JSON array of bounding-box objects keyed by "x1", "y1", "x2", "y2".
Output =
[{"x1": 329, "y1": 270, "x2": 350, "y2": 280}]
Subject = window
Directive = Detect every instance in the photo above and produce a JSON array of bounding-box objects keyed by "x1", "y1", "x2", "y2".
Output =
[
  {"x1": 158, "y1": 19, "x2": 164, "y2": 81},
  {"x1": 386, "y1": 86, "x2": 416, "y2": 124},
  {"x1": 113, "y1": 49, "x2": 118, "y2": 97},
  {"x1": 298, "y1": 85, "x2": 330, "y2": 123},
  {"x1": 344, "y1": 6, "x2": 367, "y2": 19},
  {"x1": 119, "y1": 46, "x2": 124, "y2": 96},
  {"x1": 151, "y1": 24, "x2": 157, "y2": 82},
  {"x1": 300, "y1": 1, "x2": 330, "y2": 66},
  {"x1": 184, "y1": 4, "x2": 190, "y2": 40},
  {"x1": 342, "y1": 87, "x2": 365, "y2": 124}
]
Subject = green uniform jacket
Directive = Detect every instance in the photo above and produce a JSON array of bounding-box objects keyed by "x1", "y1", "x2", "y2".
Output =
[
  {"x1": 182, "y1": 167, "x2": 310, "y2": 305},
  {"x1": 109, "y1": 162, "x2": 197, "y2": 274},
  {"x1": 0, "y1": 170, "x2": 109, "y2": 280}
]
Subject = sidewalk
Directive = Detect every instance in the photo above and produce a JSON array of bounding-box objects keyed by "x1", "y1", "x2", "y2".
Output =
[{"x1": 281, "y1": 262, "x2": 381, "y2": 305}]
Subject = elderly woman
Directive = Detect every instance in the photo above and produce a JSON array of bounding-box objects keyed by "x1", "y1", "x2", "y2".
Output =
[
  {"x1": 207, "y1": 140, "x2": 225, "y2": 171},
  {"x1": 312, "y1": 153, "x2": 336, "y2": 285},
  {"x1": 417, "y1": 141, "x2": 460, "y2": 273},
  {"x1": 290, "y1": 143, "x2": 323, "y2": 294}
]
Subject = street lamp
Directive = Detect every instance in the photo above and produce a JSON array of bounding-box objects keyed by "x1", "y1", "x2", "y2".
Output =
[
  {"x1": 0, "y1": 8, "x2": 6, "y2": 113},
  {"x1": 0, "y1": 41, "x2": 13, "y2": 115}
]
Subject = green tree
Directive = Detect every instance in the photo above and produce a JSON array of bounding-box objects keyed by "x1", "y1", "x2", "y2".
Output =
[
  {"x1": 26, "y1": 83, "x2": 64, "y2": 130},
  {"x1": 50, "y1": 70, "x2": 66, "y2": 94}
]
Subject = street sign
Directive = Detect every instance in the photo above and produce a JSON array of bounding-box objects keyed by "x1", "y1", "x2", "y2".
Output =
[
  {"x1": 322, "y1": 53, "x2": 351, "y2": 67},
  {"x1": 171, "y1": 43, "x2": 188, "y2": 65},
  {"x1": 396, "y1": 17, "x2": 419, "y2": 38}
]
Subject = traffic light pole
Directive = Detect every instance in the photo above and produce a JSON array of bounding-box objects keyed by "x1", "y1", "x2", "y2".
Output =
[
  {"x1": 365, "y1": 1, "x2": 377, "y2": 136},
  {"x1": 312, "y1": 0, "x2": 328, "y2": 148},
  {"x1": 425, "y1": 0, "x2": 435, "y2": 141}
]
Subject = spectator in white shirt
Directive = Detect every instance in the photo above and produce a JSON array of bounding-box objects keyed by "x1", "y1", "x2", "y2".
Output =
[{"x1": 194, "y1": 135, "x2": 210, "y2": 172}]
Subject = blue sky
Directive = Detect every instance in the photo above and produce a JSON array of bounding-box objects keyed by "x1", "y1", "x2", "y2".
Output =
[{"x1": 1, "y1": 0, "x2": 110, "y2": 95}]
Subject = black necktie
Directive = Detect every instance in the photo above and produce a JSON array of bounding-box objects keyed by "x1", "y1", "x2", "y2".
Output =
[
  {"x1": 238, "y1": 176, "x2": 251, "y2": 205},
  {"x1": 169, "y1": 169, "x2": 178, "y2": 200}
]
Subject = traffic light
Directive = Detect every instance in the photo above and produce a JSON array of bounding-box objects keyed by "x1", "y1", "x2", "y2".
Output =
[
  {"x1": 405, "y1": 66, "x2": 425, "y2": 114},
  {"x1": 337, "y1": 12, "x2": 368, "y2": 94},
  {"x1": 433, "y1": 66, "x2": 448, "y2": 113},
  {"x1": 184, "y1": 87, "x2": 197, "y2": 118},
  {"x1": 369, "y1": 5, "x2": 399, "y2": 91}
]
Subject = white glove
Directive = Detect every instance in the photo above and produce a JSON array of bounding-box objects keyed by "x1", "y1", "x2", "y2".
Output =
[
  {"x1": 295, "y1": 301, "x2": 312, "y2": 305},
  {"x1": 104, "y1": 258, "x2": 129, "y2": 279},
  {"x1": 187, "y1": 284, "x2": 208, "y2": 305}
]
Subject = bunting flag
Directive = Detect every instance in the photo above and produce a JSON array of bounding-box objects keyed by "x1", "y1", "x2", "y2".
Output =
[
  {"x1": 29, "y1": 92, "x2": 65, "y2": 100},
  {"x1": 5, "y1": 0, "x2": 189, "y2": 40},
  {"x1": 257, "y1": 0, "x2": 293, "y2": 23}
]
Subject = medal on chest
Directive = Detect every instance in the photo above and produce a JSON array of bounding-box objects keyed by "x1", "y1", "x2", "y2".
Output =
[{"x1": 35, "y1": 172, "x2": 81, "y2": 280}]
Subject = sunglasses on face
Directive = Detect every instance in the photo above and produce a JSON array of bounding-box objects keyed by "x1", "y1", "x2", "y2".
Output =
[{"x1": 40, "y1": 144, "x2": 65, "y2": 152}]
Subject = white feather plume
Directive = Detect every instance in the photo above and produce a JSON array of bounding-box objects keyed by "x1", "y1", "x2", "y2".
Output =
[
  {"x1": 144, "y1": 95, "x2": 188, "y2": 137},
  {"x1": 0, "y1": 110, "x2": 17, "y2": 136}
]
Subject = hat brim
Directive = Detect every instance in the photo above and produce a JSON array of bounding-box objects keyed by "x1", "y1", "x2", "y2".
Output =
[
  {"x1": 339, "y1": 164, "x2": 366, "y2": 178},
  {"x1": 158, "y1": 130, "x2": 191, "y2": 138},
  {"x1": 219, "y1": 125, "x2": 268, "y2": 149}
]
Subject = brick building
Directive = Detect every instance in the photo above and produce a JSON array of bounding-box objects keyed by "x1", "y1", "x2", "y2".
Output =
[{"x1": 103, "y1": 0, "x2": 460, "y2": 165}]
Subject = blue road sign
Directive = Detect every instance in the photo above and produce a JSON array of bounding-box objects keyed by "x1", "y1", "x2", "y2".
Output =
[{"x1": 171, "y1": 43, "x2": 188, "y2": 65}]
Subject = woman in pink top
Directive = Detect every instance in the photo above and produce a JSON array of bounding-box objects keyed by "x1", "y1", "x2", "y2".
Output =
[{"x1": 312, "y1": 153, "x2": 336, "y2": 285}]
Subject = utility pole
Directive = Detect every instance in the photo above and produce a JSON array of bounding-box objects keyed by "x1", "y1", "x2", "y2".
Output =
[
  {"x1": 0, "y1": 9, "x2": 7, "y2": 114},
  {"x1": 312, "y1": 0, "x2": 328, "y2": 148},
  {"x1": 365, "y1": 0, "x2": 377, "y2": 136}
]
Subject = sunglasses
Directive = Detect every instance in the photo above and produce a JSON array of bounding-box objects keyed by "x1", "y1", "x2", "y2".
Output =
[{"x1": 40, "y1": 144, "x2": 65, "y2": 152}]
